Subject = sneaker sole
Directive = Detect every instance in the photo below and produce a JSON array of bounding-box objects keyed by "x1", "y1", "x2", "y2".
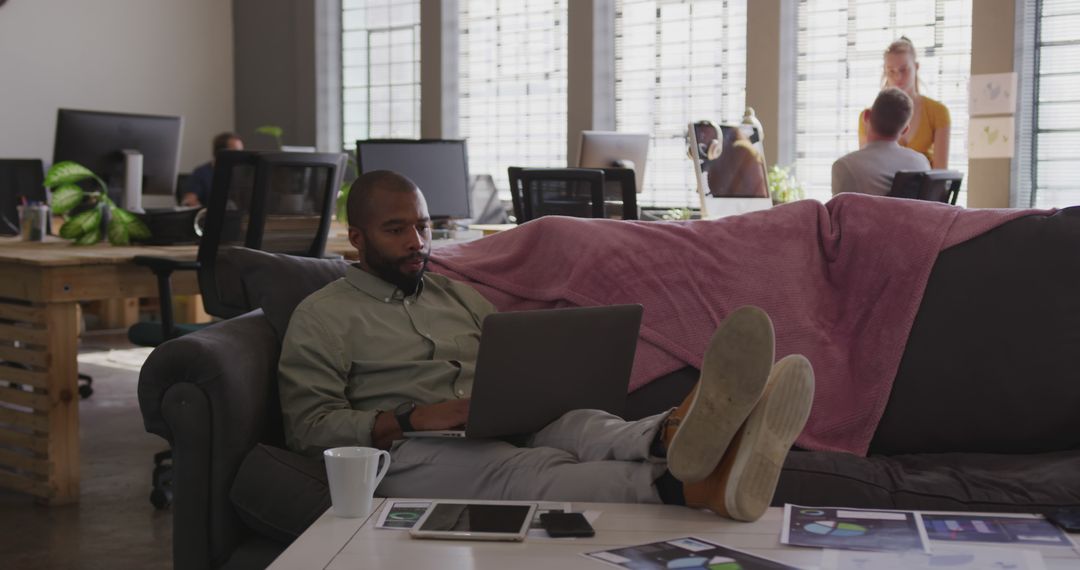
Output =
[
  {"x1": 667, "y1": 306, "x2": 775, "y2": 483},
  {"x1": 722, "y1": 354, "x2": 815, "y2": 522}
]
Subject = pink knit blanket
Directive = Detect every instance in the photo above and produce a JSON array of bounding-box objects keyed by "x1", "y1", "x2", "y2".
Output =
[{"x1": 429, "y1": 194, "x2": 1047, "y2": 455}]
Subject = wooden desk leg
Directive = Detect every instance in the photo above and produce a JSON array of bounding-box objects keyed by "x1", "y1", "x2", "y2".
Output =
[
  {"x1": 43, "y1": 302, "x2": 80, "y2": 504},
  {"x1": 98, "y1": 298, "x2": 139, "y2": 330},
  {"x1": 0, "y1": 300, "x2": 78, "y2": 504},
  {"x1": 176, "y1": 294, "x2": 212, "y2": 324}
]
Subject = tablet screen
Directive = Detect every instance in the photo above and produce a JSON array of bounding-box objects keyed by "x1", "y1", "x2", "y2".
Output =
[{"x1": 418, "y1": 503, "x2": 533, "y2": 534}]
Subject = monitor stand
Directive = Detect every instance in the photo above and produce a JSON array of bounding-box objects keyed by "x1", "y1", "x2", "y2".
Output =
[{"x1": 120, "y1": 149, "x2": 144, "y2": 213}]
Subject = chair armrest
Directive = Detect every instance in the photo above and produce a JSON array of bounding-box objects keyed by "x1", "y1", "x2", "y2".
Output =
[{"x1": 133, "y1": 255, "x2": 200, "y2": 276}]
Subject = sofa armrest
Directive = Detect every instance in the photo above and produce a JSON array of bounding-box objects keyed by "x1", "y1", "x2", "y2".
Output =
[
  {"x1": 137, "y1": 310, "x2": 283, "y2": 569},
  {"x1": 139, "y1": 310, "x2": 281, "y2": 442}
]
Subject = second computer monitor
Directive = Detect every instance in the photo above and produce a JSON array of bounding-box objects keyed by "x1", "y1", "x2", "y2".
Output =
[
  {"x1": 577, "y1": 131, "x2": 649, "y2": 194},
  {"x1": 355, "y1": 139, "x2": 471, "y2": 220},
  {"x1": 53, "y1": 109, "x2": 183, "y2": 206}
]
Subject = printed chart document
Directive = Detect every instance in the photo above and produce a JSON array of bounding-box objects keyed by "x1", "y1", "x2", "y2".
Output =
[
  {"x1": 920, "y1": 512, "x2": 1073, "y2": 547},
  {"x1": 821, "y1": 544, "x2": 1047, "y2": 570},
  {"x1": 584, "y1": 537, "x2": 798, "y2": 569},
  {"x1": 782, "y1": 504, "x2": 930, "y2": 553},
  {"x1": 374, "y1": 500, "x2": 430, "y2": 529}
]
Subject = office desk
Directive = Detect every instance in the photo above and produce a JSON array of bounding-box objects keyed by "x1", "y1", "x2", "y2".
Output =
[{"x1": 0, "y1": 236, "x2": 203, "y2": 504}]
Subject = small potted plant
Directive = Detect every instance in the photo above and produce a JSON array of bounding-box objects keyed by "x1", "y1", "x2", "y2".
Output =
[
  {"x1": 46, "y1": 161, "x2": 151, "y2": 245},
  {"x1": 766, "y1": 165, "x2": 806, "y2": 205}
]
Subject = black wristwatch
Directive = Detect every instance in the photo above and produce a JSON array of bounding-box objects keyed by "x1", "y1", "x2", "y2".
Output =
[{"x1": 394, "y1": 401, "x2": 417, "y2": 433}]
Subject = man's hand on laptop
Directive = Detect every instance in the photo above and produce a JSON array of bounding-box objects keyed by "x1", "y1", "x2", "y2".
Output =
[
  {"x1": 412, "y1": 399, "x2": 470, "y2": 431},
  {"x1": 373, "y1": 399, "x2": 471, "y2": 449}
]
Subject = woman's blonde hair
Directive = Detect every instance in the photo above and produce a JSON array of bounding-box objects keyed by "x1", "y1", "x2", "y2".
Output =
[{"x1": 882, "y1": 36, "x2": 921, "y2": 95}]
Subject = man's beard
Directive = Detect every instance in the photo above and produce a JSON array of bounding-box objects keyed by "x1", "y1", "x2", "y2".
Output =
[{"x1": 365, "y1": 248, "x2": 429, "y2": 296}]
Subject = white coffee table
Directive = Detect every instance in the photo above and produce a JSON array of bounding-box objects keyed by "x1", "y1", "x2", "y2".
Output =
[{"x1": 270, "y1": 500, "x2": 1080, "y2": 569}]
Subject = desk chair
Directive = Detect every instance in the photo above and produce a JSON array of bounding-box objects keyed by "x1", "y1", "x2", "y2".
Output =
[
  {"x1": 888, "y1": 170, "x2": 963, "y2": 205},
  {"x1": 598, "y1": 167, "x2": 639, "y2": 221},
  {"x1": 0, "y1": 159, "x2": 94, "y2": 398},
  {"x1": 130, "y1": 150, "x2": 345, "y2": 508},
  {"x1": 507, "y1": 166, "x2": 526, "y2": 222},
  {"x1": 0, "y1": 159, "x2": 47, "y2": 235},
  {"x1": 518, "y1": 168, "x2": 605, "y2": 222},
  {"x1": 516, "y1": 168, "x2": 639, "y2": 222}
]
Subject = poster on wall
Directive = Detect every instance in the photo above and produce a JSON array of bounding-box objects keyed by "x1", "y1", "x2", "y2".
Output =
[
  {"x1": 969, "y1": 72, "x2": 1018, "y2": 116},
  {"x1": 968, "y1": 116, "x2": 1015, "y2": 159}
]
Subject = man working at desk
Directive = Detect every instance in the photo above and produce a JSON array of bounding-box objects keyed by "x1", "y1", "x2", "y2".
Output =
[
  {"x1": 832, "y1": 87, "x2": 930, "y2": 197},
  {"x1": 277, "y1": 170, "x2": 815, "y2": 522}
]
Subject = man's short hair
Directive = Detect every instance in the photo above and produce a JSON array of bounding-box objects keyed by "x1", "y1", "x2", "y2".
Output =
[
  {"x1": 212, "y1": 132, "x2": 241, "y2": 157},
  {"x1": 347, "y1": 170, "x2": 420, "y2": 227},
  {"x1": 869, "y1": 88, "x2": 914, "y2": 139}
]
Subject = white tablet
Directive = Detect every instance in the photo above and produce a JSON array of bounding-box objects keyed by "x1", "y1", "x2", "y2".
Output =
[{"x1": 409, "y1": 500, "x2": 537, "y2": 542}]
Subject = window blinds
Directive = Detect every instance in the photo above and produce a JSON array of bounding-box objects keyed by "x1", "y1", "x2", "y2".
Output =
[
  {"x1": 459, "y1": 0, "x2": 568, "y2": 197},
  {"x1": 615, "y1": 0, "x2": 748, "y2": 208},
  {"x1": 794, "y1": 0, "x2": 972, "y2": 203},
  {"x1": 342, "y1": 0, "x2": 421, "y2": 149},
  {"x1": 1034, "y1": 0, "x2": 1080, "y2": 208}
]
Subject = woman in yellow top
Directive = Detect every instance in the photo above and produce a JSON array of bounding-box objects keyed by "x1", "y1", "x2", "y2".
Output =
[{"x1": 858, "y1": 37, "x2": 952, "y2": 169}]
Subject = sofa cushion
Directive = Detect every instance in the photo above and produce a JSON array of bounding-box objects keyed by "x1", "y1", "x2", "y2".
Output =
[
  {"x1": 875, "y1": 207, "x2": 1080, "y2": 455},
  {"x1": 230, "y1": 444, "x2": 330, "y2": 544},
  {"x1": 216, "y1": 247, "x2": 350, "y2": 340},
  {"x1": 774, "y1": 449, "x2": 1080, "y2": 514}
]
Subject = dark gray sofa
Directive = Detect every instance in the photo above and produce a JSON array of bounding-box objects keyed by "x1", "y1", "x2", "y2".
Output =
[{"x1": 138, "y1": 207, "x2": 1080, "y2": 569}]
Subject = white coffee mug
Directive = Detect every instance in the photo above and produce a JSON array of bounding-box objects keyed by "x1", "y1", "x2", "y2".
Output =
[{"x1": 323, "y1": 447, "x2": 390, "y2": 518}]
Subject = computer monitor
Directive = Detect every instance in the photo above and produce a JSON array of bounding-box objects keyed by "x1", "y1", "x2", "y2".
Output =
[
  {"x1": 577, "y1": 131, "x2": 650, "y2": 194},
  {"x1": 53, "y1": 109, "x2": 183, "y2": 209},
  {"x1": 355, "y1": 139, "x2": 471, "y2": 220},
  {"x1": 0, "y1": 159, "x2": 46, "y2": 235}
]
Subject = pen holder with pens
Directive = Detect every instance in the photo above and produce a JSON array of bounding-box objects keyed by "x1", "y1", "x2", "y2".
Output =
[{"x1": 17, "y1": 203, "x2": 50, "y2": 241}]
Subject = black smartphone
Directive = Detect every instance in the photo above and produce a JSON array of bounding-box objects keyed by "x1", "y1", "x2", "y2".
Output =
[
  {"x1": 1046, "y1": 508, "x2": 1080, "y2": 533},
  {"x1": 540, "y1": 511, "x2": 595, "y2": 538}
]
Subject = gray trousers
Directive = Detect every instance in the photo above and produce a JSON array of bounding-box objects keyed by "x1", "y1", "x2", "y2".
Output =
[{"x1": 377, "y1": 410, "x2": 669, "y2": 503}]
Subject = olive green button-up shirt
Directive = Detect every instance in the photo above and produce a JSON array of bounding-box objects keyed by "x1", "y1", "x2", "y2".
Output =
[{"x1": 278, "y1": 265, "x2": 496, "y2": 455}]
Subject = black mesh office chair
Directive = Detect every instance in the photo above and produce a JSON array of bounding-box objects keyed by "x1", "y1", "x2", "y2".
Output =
[
  {"x1": 0, "y1": 159, "x2": 46, "y2": 235},
  {"x1": 0, "y1": 159, "x2": 94, "y2": 398},
  {"x1": 597, "y1": 167, "x2": 639, "y2": 221},
  {"x1": 130, "y1": 150, "x2": 345, "y2": 508},
  {"x1": 888, "y1": 170, "x2": 964, "y2": 205},
  {"x1": 512, "y1": 167, "x2": 639, "y2": 223},
  {"x1": 518, "y1": 168, "x2": 605, "y2": 222},
  {"x1": 127, "y1": 151, "x2": 260, "y2": 348},
  {"x1": 507, "y1": 166, "x2": 526, "y2": 223}
]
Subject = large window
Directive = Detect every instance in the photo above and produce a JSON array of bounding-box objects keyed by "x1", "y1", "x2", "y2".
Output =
[
  {"x1": 615, "y1": 0, "x2": 748, "y2": 207},
  {"x1": 794, "y1": 0, "x2": 972, "y2": 202},
  {"x1": 459, "y1": 1, "x2": 568, "y2": 195},
  {"x1": 342, "y1": 0, "x2": 421, "y2": 148},
  {"x1": 1033, "y1": 0, "x2": 1080, "y2": 208}
]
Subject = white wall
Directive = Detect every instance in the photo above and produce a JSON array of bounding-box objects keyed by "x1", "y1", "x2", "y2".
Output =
[{"x1": 0, "y1": 0, "x2": 234, "y2": 172}]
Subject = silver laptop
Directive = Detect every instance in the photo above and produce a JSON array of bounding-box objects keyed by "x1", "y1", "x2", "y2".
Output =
[{"x1": 404, "y1": 304, "x2": 643, "y2": 439}]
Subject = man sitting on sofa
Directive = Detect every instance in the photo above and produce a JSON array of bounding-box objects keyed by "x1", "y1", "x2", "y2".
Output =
[
  {"x1": 277, "y1": 170, "x2": 815, "y2": 522},
  {"x1": 832, "y1": 87, "x2": 930, "y2": 197}
]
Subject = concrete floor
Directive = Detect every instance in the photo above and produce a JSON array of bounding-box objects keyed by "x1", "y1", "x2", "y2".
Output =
[{"x1": 0, "y1": 332, "x2": 173, "y2": 569}]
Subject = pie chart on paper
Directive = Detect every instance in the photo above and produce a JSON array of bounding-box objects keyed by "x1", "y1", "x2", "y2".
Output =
[
  {"x1": 803, "y1": 520, "x2": 868, "y2": 537},
  {"x1": 665, "y1": 556, "x2": 742, "y2": 570}
]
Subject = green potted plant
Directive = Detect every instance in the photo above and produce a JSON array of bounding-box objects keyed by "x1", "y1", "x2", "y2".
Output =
[
  {"x1": 335, "y1": 154, "x2": 359, "y2": 224},
  {"x1": 766, "y1": 165, "x2": 806, "y2": 205},
  {"x1": 254, "y1": 124, "x2": 284, "y2": 149},
  {"x1": 46, "y1": 161, "x2": 151, "y2": 245}
]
